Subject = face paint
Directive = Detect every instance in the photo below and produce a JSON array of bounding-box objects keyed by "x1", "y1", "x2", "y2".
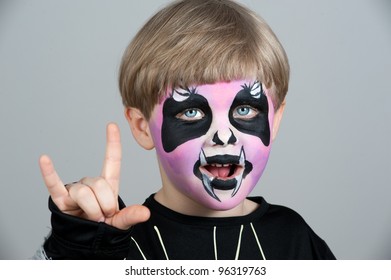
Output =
[
  {"x1": 148, "y1": 80, "x2": 275, "y2": 210},
  {"x1": 161, "y1": 88, "x2": 212, "y2": 153}
]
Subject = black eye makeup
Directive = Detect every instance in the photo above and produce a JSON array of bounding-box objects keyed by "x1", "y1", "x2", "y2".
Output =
[
  {"x1": 160, "y1": 81, "x2": 271, "y2": 152},
  {"x1": 161, "y1": 93, "x2": 212, "y2": 153},
  {"x1": 229, "y1": 83, "x2": 270, "y2": 146}
]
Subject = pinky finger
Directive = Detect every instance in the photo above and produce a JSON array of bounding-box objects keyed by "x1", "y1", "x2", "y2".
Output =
[{"x1": 39, "y1": 155, "x2": 68, "y2": 201}]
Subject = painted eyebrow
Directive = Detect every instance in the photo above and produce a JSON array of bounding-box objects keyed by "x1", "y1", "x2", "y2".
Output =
[
  {"x1": 171, "y1": 86, "x2": 198, "y2": 102},
  {"x1": 241, "y1": 81, "x2": 263, "y2": 99}
]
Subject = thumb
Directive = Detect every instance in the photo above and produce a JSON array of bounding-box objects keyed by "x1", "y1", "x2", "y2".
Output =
[{"x1": 111, "y1": 205, "x2": 150, "y2": 230}]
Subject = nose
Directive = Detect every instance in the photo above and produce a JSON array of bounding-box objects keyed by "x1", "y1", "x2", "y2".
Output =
[{"x1": 212, "y1": 129, "x2": 237, "y2": 146}]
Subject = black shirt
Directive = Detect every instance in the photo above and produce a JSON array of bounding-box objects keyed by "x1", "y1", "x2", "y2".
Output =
[{"x1": 44, "y1": 194, "x2": 335, "y2": 260}]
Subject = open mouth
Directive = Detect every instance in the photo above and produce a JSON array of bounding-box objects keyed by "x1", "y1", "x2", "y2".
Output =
[
  {"x1": 193, "y1": 147, "x2": 251, "y2": 201},
  {"x1": 199, "y1": 154, "x2": 245, "y2": 182}
]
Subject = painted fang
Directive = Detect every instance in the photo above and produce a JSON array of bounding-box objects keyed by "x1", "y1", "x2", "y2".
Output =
[{"x1": 198, "y1": 147, "x2": 249, "y2": 201}]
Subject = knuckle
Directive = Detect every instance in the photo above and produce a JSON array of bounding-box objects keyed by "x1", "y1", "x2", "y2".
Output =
[
  {"x1": 93, "y1": 177, "x2": 109, "y2": 191},
  {"x1": 74, "y1": 185, "x2": 93, "y2": 200}
]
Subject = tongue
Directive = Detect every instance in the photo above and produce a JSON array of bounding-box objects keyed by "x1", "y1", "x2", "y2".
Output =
[{"x1": 208, "y1": 166, "x2": 231, "y2": 178}]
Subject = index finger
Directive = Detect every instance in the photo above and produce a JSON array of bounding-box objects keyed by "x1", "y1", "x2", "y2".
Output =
[{"x1": 101, "y1": 123, "x2": 122, "y2": 192}]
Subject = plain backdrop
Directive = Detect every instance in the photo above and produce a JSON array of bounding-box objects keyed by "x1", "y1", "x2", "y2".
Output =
[{"x1": 0, "y1": 0, "x2": 390, "y2": 260}]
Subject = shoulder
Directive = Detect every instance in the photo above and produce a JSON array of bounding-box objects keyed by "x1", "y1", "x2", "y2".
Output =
[
  {"x1": 268, "y1": 202, "x2": 308, "y2": 226},
  {"x1": 249, "y1": 197, "x2": 336, "y2": 259},
  {"x1": 249, "y1": 196, "x2": 308, "y2": 228}
]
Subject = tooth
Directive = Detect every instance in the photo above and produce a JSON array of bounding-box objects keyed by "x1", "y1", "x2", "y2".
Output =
[
  {"x1": 216, "y1": 164, "x2": 222, "y2": 167},
  {"x1": 200, "y1": 149, "x2": 207, "y2": 166}
]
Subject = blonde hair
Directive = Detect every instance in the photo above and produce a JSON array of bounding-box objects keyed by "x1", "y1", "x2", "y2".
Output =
[{"x1": 119, "y1": 0, "x2": 289, "y2": 119}]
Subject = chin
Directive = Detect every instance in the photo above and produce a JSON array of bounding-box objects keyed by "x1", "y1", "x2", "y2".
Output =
[{"x1": 196, "y1": 190, "x2": 250, "y2": 211}]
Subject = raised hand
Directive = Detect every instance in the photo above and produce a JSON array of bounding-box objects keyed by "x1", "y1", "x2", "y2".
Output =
[{"x1": 39, "y1": 123, "x2": 150, "y2": 230}]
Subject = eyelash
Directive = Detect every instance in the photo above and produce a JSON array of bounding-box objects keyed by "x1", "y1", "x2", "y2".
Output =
[
  {"x1": 176, "y1": 106, "x2": 259, "y2": 121},
  {"x1": 176, "y1": 108, "x2": 205, "y2": 121},
  {"x1": 233, "y1": 105, "x2": 259, "y2": 120}
]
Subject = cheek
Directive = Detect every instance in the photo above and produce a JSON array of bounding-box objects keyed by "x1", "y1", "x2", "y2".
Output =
[
  {"x1": 242, "y1": 136, "x2": 271, "y2": 165},
  {"x1": 149, "y1": 111, "x2": 203, "y2": 177},
  {"x1": 148, "y1": 104, "x2": 164, "y2": 141},
  {"x1": 159, "y1": 139, "x2": 203, "y2": 176}
]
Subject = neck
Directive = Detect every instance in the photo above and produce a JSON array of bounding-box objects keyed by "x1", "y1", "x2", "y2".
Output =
[{"x1": 154, "y1": 187, "x2": 258, "y2": 218}]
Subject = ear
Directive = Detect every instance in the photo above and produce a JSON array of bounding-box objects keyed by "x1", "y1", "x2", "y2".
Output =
[
  {"x1": 271, "y1": 99, "x2": 286, "y2": 142},
  {"x1": 124, "y1": 107, "x2": 155, "y2": 150}
]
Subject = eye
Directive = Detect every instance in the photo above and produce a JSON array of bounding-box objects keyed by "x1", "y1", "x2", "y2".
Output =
[
  {"x1": 233, "y1": 106, "x2": 259, "y2": 120},
  {"x1": 176, "y1": 108, "x2": 205, "y2": 121}
]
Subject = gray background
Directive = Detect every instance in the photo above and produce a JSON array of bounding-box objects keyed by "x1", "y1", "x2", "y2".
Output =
[{"x1": 0, "y1": 0, "x2": 390, "y2": 259}]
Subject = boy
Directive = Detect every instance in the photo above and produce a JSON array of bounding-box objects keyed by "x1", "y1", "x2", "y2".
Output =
[{"x1": 36, "y1": 0, "x2": 335, "y2": 259}]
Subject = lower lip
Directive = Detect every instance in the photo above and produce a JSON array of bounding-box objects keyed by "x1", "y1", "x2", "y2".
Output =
[{"x1": 211, "y1": 178, "x2": 237, "y2": 190}]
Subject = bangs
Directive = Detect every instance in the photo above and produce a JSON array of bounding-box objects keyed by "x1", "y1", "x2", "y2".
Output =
[
  {"x1": 154, "y1": 29, "x2": 272, "y2": 99},
  {"x1": 119, "y1": 0, "x2": 289, "y2": 119}
]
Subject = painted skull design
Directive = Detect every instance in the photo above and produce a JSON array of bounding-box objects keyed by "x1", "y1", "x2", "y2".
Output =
[{"x1": 148, "y1": 79, "x2": 275, "y2": 210}]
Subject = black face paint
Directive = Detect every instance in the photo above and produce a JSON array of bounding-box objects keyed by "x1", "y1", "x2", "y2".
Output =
[
  {"x1": 161, "y1": 93, "x2": 212, "y2": 153},
  {"x1": 212, "y1": 129, "x2": 237, "y2": 145},
  {"x1": 229, "y1": 84, "x2": 270, "y2": 146}
]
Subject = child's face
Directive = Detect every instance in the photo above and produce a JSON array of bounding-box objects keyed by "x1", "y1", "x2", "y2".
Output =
[{"x1": 148, "y1": 79, "x2": 275, "y2": 210}]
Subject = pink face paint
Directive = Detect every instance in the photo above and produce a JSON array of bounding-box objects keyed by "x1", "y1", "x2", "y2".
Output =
[{"x1": 148, "y1": 79, "x2": 275, "y2": 210}]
